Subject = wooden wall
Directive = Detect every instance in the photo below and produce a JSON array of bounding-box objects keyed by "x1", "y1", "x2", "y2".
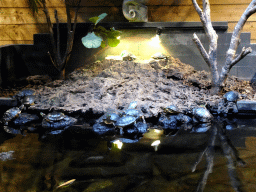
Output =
[{"x1": 0, "y1": 0, "x2": 256, "y2": 46}]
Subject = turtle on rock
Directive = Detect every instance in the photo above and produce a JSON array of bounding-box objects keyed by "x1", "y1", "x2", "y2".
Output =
[
  {"x1": 40, "y1": 111, "x2": 77, "y2": 129},
  {"x1": 1, "y1": 105, "x2": 24, "y2": 126},
  {"x1": 217, "y1": 91, "x2": 241, "y2": 115}
]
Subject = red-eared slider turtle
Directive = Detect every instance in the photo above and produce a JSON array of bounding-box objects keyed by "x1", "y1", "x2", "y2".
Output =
[
  {"x1": 41, "y1": 111, "x2": 77, "y2": 129},
  {"x1": 193, "y1": 107, "x2": 213, "y2": 123},
  {"x1": 162, "y1": 105, "x2": 181, "y2": 114},
  {"x1": 114, "y1": 116, "x2": 137, "y2": 135},
  {"x1": 13, "y1": 113, "x2": 39, "y2": 126},
  {"x1": 13, "y1": 89, "x2": 35, "y2": 100},
  {"x1": 223, "y1": 91, "x2": 240, "y2": 102},
  {"x1": 1, "y1": 105, "x2": 24, "y2": 125},
  {"x1": 218, "y1": 91, "x2": 240, "y2": 115},
  {"x1": 22, "y1": 95, "x2": 36, "y2": 109},
  {"x1": 123, "y1": 109, "x2": 143, "y2": 119},
  {"x1": 151, "y1": 52, "x2": 168, "y2": 60},
  {"x1": 102, "y1": 113, "x2": 120, "y2": 125},
  {"x1": 121, "y1": 50, "x2": 136, "y2": 61}
]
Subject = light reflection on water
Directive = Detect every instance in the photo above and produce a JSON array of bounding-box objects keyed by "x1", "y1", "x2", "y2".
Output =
[{"x1": 1, "y1": 117, "x2": 256, "y2": 191}]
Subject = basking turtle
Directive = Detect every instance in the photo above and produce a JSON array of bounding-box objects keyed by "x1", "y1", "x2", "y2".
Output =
[
  {"x1": 151, "y1": 52, "x2": 168, "y2": 60},
  {"x1": 13, "y1": 89, "x2": 35, "y2": 101},
  {"x1": 114, "y1": 116, "x2": 137, "y2": 135},
  {"x1": 93, "y1": 123, "x2": 115, "y2": 135},
  {"x1": 22, "y1": 95, "x2": 36, "y2": 109},
  {"x1": 121, "y1": 50, "x2": 136, "y2": 61},
  {"x1": 41, "y1": 111, "x2": 77, "y2": 129},
  {"x1": 102, "y1": 113, "x2": 120, "y2": 125},
  {"x1": 218, "y1": 91, "x2": 240, "y2": 115},
  {"x1": 13, "y1": 113, "x2": 39, "y2": 126},
  {"x1": 1, "y1": 105, "x2": 24, "y2": 125},
  {"x1": 123, "y1": 109, "x2": 143, "y2": 120},
  {"x1": 162, "y1": 105, "x2": 181, "y2": 114},
  {"x1": 193, "y1": 107, "x2": 213, "y2": 123}
]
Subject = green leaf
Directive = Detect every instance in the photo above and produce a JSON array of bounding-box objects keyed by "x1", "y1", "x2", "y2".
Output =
[
  {"x1": 95, "y1": 13, "x2": 107, "y2": 25},
  {"x1": 108, "y1": 38, "x2": 120, "y2": 47},
  {"x1": 89, "y1": 16, "x2": 100, "y2": 24},
  {"x1": 101, "y1": 41, "x2": 106, "y2": 48},
  {"x1": 107, "y1": 29, "x2": 121, "y2": 39}
]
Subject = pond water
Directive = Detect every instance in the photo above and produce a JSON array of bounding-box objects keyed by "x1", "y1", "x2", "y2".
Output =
[{"x1": 1, "y1": 116, "x2": 256, "y2": 192}]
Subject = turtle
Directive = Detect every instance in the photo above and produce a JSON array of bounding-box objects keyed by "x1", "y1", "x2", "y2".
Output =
[
  {"x1": 158, "y1": 114, "x2": 178, "y2": 129},
  {"x1": 1, "y1": 105, "x2": 24, "y2": 125},
  {"x1": 13, "y1": 113, "x2": 39, "y2": 126},
  {"x1": 218, "y1": 91, "x2": 240, "y2": 115},
  {"x1": 41, "y1": 111, "x2": 77, "y2": 129},
  {"x1": 151, "y1": 52, "x2": 168, "y2": 60},
  {"x1": 120, "y1": 50, "x2": 136, "y2": 61},
  {"x1": 123, "y1": 109, "x2": 143, "y2": 120},
  {"x1": 162, "y1": 105, "x2": 181, "y2": 114},
  {"x1": 22, "y1": 95, "x2": 36, "y2": 109},
  {"x1": 114, "y1": 116, "x2": 137, "y2": 135},
  {"x1": 13, "y1": 89, "x2": 35, "y2": 102},
  {"x1": 93, "y1": 123, "x2": 115, "y2": 135},
  {"x1": 102, "y1": 113, "x2": 120, "y2": 125},
  {"x1": 193, "y1": 107, "x2": 213, "y2": 123}
]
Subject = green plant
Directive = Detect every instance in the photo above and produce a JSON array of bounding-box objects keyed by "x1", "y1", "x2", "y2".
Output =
[
  {"x1": 82, "y1": 13, "x2": 121, "y2": 48},
  {"x1": 27, "y1": 0, "x2": 43, "y2": 15}
]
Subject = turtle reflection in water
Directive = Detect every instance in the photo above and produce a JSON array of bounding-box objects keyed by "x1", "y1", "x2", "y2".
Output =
[{"x1": 40, "y1": 111, "x2": 77, "y2": 129}]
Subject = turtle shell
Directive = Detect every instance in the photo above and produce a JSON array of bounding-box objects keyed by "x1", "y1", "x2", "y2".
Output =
[
  {"x1": 193, "y1": 107, "x2": 213, "y2": 123},
  {"x1": 102, "y1": 113, "x2": 120, "y2": 124},
  {"x1": 115, "y1": 116, "x2": 136, "y2": 127},
  {"x1": 2, "y1": 107, "x2": 22, "y2": 122},
  {"x1": 42, "y1": 115, "x2": 77, "y2": 129},
  {"x1": 123, "y1": 109, "x2": 142, "y2": 119},
  {"x1": 14, "y1": 89, "x2": 35, "y2": 98},
  {"x1": 45, "y1": 112, "x2": 66, "y2": 122},
  {"x1": 152, "y1": 52, "x2": 167, "y2": 59},
  {"x1": 162, "y1": 105, "x2": 180, "y2": 114},
  {"x1": 223, "y1": 91, "x2": 239, "y2": 102},
  {"x1": 22, "y1": 95, "x2": 36, "y2": 106}
]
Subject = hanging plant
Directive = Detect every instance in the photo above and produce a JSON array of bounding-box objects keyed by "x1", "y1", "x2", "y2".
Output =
[
  {"x1": 81, "y1": 13, "x2": 121, "y2": 48},
  {"x1": 27, "y1": 0, "x2": 43, "y2": 15}
]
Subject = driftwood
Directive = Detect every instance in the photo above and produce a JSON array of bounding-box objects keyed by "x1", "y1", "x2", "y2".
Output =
[
  {"x1": 41, "y1": 0, "x2": 81, "y2": 79},
  {"x1": 192, "y1": 0, "x2": 256, "y2": 95}
]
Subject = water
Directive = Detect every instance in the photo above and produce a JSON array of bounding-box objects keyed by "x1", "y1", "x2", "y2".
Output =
[{"x1": 1, "y1": 116, "x2": 256, "y2": 192}]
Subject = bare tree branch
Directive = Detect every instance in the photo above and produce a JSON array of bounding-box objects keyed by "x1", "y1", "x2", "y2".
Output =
[
  {"x1": 231, "y1": 47, "x2": 252, "y2": 67},
  {"x1": 193, "y1": 33, "x2": 210, "y2": 68},
  {"x1": 218, "y1": 0, "x2": 256, "y2": 89}
]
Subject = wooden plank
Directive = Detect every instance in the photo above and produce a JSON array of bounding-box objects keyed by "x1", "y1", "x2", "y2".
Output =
[
  {"x1": 228, "y1": 22, "x2": 256, "y2": 41},
  {"x1": 0, "y1": 0, "x2": 65, "y2": 7},
  {"x1": 0, "y1": 40, "x2": 34, "y2": 46},
  {"x1": 148, "y1": 4, "x2": 256, "y2": 22},
  {"x1": 0, "y1": 0, "x2": 251, "y2": 7},
  {"x1": 0, "y1": 24, "x2": 48, "y2": 41},
  {"x1": 1, "y1": 4, "x2": 255, "y2": 25}
]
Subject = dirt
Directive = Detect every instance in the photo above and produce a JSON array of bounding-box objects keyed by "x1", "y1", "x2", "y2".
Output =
[{"x1": 1, "y1": 56, "x2": 255, "y2": 118}]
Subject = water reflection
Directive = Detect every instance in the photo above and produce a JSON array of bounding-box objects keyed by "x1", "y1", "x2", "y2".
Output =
[{"x1": 0, "y1": 117, "x2": 256, "y2": 191}]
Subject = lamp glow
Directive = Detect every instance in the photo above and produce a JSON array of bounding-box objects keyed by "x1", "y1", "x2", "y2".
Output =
[
  {"x1": 113, "y1": 140, "x2": 123, "y2": 149},
  {"x1": 151, "y1": 140, "x2": 161, "y2": 151},
  {"x1": 149, "y1": 34, "x2": 161, "y2": 48}
]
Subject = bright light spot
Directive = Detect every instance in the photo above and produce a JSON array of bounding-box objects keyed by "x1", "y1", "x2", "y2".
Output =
[
  {"x1": 113, "y1": 140, "x2": 123, "y2": 149},
  {"x1": 154, "y1": 129, "x2": 162, "y2": 133},
  {"x1": 151, "y1": 140, "x2": 161, "y2": 146},
  {"x1": 151, "y1": 140, "x2": 161, "y2": 151},
  {"x1": 149, "y1": 35, "x2": 161, "y2": 48},
  {"x1": 117, "y1": 36, "x2": 121, "y2": 40}
]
